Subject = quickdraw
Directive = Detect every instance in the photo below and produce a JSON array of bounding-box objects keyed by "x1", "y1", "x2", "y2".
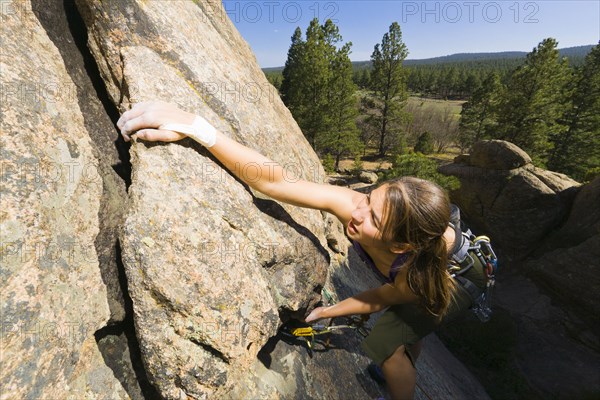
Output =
[
  {"x1": 472, "y1": 235, "x2": 498, "y2": 277},
  {"x1": 282, "y1": 315, "x2": 370, "y2": 351}
]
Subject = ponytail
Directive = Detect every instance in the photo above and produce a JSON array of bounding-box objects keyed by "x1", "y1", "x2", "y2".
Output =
[
  {"x1": 380, "y1": 177, "x2": 457, "y2": 319},
  {"x1": 406, "y1": 235, "x2": 457, "y2": 319}
]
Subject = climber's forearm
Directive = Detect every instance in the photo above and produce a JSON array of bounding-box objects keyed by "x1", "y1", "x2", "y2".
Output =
[
  {"x1": 117, "y1": 102, "x2": 347, "y2": 212},
  {"x1": 207, "y1": 130, "x2": 287, "y2": 196},
  {"x1": 208, "y1": 130, "x2": 359, "y2": 220},
  {"x1": 315, "y1": 283, "x2": 420, "y2": 320},
  {"x1": 319, "y1": 289, "x2": 391, "y2": 319}
]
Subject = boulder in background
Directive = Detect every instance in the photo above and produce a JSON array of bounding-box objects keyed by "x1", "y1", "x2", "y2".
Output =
[{"x1": 439, "y1": 140, "x2": 580, "y2": 258}]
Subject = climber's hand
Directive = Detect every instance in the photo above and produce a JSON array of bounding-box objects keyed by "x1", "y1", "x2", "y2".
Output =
[
  {"x1": 305, "y1": 306, "x2": 328, "y2": 324},
  {"x1": 117, "y1": 101, "x2": 194, "y2": 142}
]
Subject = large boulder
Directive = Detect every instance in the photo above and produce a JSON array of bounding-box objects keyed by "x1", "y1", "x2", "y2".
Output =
[
  {"x1": 524, "y1": 177, "x2": 600, "y2": 336},
  {"x1": 74, "y1": 1, "x2": 336, "y2": 397},
  {"x1": 439, "y1": 140, "x2": 580, "y2": 258},
  {"x1": 440, "y1": 141, "x2": 600, "y2": 397},
  {"x1": 0, "y1": 1, "x2": 129, "y2": 397},
  {"x1": 467, "y1": 140, "x2": 531, "y2": 170}
]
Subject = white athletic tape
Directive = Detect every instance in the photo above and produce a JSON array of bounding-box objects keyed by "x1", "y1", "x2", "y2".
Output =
[{"x1": 159, "y1": 116, "x2": 217, "y2": 147}]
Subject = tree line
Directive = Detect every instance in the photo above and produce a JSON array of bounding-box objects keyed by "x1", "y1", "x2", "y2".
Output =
[
  {"x1": 267, "y1": 58, "x2": 518, "y2": 102},
  {"x1": 268, "y1": 54, "x2": 589, "y2": 101},
  {"x1": 354, "y1": 60, "x2": 519, "y2": 99}
]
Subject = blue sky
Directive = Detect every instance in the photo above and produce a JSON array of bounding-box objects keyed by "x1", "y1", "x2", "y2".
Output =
[{"x1": 221, "y1": 0, "x2": 600, "y2": 67}]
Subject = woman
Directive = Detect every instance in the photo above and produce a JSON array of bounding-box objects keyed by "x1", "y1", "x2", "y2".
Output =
[{"x1": 117, "y1": 101, "x2": 485, "y2": 400}]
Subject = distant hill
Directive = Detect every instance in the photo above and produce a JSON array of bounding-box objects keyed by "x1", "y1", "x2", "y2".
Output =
[
  {"x1": 262, "y1": 45, "x2": 596, "y2": 72},
  {"x1": 404, "y1": 45, "x2": 595, "y2": 65},
  {"x1": 558, "y1": 45, "x2": 597, "y2": 59}
]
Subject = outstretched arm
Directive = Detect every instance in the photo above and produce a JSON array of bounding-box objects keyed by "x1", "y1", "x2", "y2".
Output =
[
  {"x1": 305, "y1": 273, "x2": 420, "y2": 322},
  {"x1": 117, "y1": 101, "x2": 361, "y2": 223}
]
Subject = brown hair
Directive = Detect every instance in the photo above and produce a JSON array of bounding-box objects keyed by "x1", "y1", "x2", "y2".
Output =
[{"x1": 379, "y1": 177, "x2": 456, "y2": 318}]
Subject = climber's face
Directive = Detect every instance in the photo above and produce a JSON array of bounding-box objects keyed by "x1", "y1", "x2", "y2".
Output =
[{"x1": 346, "y1": 185, "x2": 388, "y2": 249}]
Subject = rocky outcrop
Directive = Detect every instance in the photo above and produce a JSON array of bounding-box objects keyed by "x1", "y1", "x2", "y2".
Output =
[
  {"x1": 524, "y1": 176, "x2": 600, "y2": 336},
  {"x1": 359, "y1": 171, "x2": 379, "y2": 184},
  {"x1": 0, "y1": 1, "x2": 129, "y2": 396},
  {"x1": 439, "y1": 143, "x2": 598, "y2": 329},
  {"x1": 32, "y1": 0, "x2": 128, "y2": 324},
  {"x1": 440, "y1": 140, "x2": 598, "y2": 331},
  {"x1": 439, "y1": 140, "x2": 580, "y2": 258},
  {"x1": 460, "y1": 139, "x2": 531, "y2": 170},
  {"x1": 73, "y1": 1, "x2": 336, "y2": 397}
]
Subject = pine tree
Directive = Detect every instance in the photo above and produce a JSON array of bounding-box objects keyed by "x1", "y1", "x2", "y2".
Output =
[
  {"x1": 548, "y1": 42, "x2": 600, "y2": 180},
  {"x1": 458, "y1": 72, "x2": 503, "y2": 151},
  {"x1": 360, "y1": 69, "x2": 370, "y2": 88},
  {"x1": 442, "y1": 67, "x2": 458, "y2": 98},
  {"x1": 352, "y1": 70, "x2": 362, "y2": 87},
  {"x1": 494, "y1": 38, "x2": 571, "y2": 162},
  {"x1": 299, "y1": 19, "x2": 331, "y2": 148},
  {"x1": 317, "y1": 21, "x2": 362, "y2": 169},
  {"x1": 280, "y1": 27, "x2": 305, "y2": 111},
  {"x1": 369, "y1": 22, "x2": 410, "y2": 157},
  {"x1": 280, "y1": 19, "x2": 361, "y2": 161},
  {"x1": 463, "y1": 73, "x2": 480, "y2": 97}
]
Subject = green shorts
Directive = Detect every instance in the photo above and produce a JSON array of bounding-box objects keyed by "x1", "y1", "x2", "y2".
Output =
[{"x1": 361, "y1": 255, "x2": 487, "y2": 367}]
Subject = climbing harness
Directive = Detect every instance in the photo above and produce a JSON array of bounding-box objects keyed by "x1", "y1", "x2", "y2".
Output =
[{"x1": 449, "y1": 222, "x2": 499, "y2": 322}]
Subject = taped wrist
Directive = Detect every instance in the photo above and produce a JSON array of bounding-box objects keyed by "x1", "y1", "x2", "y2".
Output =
[{"x1": 159, "y1": 115, "x2": 217, "y2": 147}]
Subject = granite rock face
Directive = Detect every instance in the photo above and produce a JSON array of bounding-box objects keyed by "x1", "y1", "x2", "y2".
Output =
[
  {"x1": 439, "y1": 140, "x2": 580, "y2": 257},
  {"x1": 74, "y1": 1, "x2": 336, "y2": 397},
  {"x1": 0, "y1": 1, "x2": 129, "y2": 397},
  {"x1": 31, "y1": 0, "x2": 129, "y2": 324}
]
